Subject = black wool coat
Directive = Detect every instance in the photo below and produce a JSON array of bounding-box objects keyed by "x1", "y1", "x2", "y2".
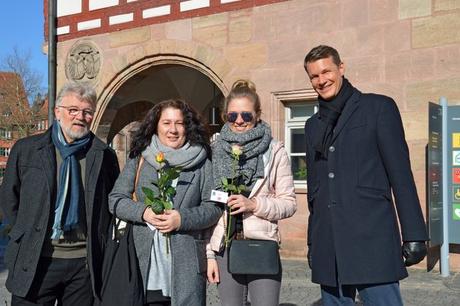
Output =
[
  {"x1": 305, "y1": 88, "x2": 428, "y2": 287},
  {"x1": 0, "y1": 127, "x2": 120, "y2": 298}
]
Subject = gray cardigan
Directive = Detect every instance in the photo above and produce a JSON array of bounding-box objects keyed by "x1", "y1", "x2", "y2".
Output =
[{"x1": 108, "y1": 156, "x2": 221, "y2": 306}]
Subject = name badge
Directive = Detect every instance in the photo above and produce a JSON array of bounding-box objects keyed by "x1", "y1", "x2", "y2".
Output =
[{"x1": 210, "y1": 190, "x2": 229, "y2": 203}]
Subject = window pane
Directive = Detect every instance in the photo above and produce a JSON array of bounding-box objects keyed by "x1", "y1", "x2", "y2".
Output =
[
  {"x1": 291, "y1": 128, "x2": 306, "y2": 153},
  {"x1": 291, "y1": 155, "x2": 307, "y2": 181},
  {"x1": 290, "y1": 104, "x2": 316, "y2": 119}
]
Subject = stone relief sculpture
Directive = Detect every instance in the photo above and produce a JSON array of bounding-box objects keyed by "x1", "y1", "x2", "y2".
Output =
[{"x1": 65, "y1": 41, "x2": 101, "y2": 82}]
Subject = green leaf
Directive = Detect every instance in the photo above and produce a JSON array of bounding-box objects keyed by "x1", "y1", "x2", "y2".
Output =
[
  {"x1": 165, "y1": 186, "x2": 176, "y2": 197},
  {"x1": 165, "y1": 168, "x2": 181, "y2": 180},
  {"x1": 237, "y1": 185, "x2": 246, "y2": 193},
  {"x1": 145, "y1": 197, "x2": 153, "y2": 206},
  {"x1": 158, "y1": 174, "x2": 168, "y2": 188},
  {"x1": 150, "y1": 198, "x2": 165, "y2": 214},
  {"x1": 221, "y1": 177, "x2": 228, "y2": 186},
  {"x1": 169, "y1": 171, "x2": 180, "y2": 180},
  {"x1": 227, "y1": 184, "x2": 237, "y2": 193},
  {"x1": 163, "y1": 200, "x2": 173, "y2": 210},
  {"x1": 142, "y1": 187, "x2": 156, "y2": 200}
]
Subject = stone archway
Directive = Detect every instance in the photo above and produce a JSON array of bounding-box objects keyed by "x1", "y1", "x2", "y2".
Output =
[
  {"x1": 93, "y1": 54, "x2": 227, "y2": 143},
  {"x1": 106, "y1": 101, "x2": 154, "y2": 143}
]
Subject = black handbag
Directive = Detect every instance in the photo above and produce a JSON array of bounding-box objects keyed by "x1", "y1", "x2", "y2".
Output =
[
  {"x1": 97, "y1": 158, "x2": 144, "y2": 306},
  {"x1": 98, "y1": 214, "x2": 144, "y2": 306},
  {"x1": 227, "y1": 238, "x2": 280, "y2": 275},
  {"x1": 226, "y1": 213, "x2": 280, "y2": 275}
]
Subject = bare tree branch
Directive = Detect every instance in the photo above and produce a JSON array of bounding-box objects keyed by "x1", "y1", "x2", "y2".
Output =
[
  {"x1": 1, "y1": 46, "x2": 44, "y2": 104},
  {"x1": 0, "y1": 47, "x2": 47, "y2": 138}
]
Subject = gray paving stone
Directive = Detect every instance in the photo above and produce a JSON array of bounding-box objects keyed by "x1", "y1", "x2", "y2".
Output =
[
  {"x1": 1, "y1": 252, "x2": 460, "y2": 305},
  {"x1": 206, "y1": 259, "x2": 460, "y2": 306}
]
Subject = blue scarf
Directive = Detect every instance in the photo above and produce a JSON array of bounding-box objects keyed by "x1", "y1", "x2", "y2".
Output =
[{"x1": 50, "y1": 122, "x2": 92, "y2": 239}]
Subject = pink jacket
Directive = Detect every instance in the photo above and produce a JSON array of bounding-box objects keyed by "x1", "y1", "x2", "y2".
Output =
[{"x1": 207, "y1": 140, "x2": 297, "y2": 256}]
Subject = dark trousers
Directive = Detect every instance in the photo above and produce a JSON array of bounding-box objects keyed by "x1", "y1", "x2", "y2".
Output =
[
  {"x1": 11, "y1": 257, "x2": 93, "y2": 306},
  {"x1": 321, "y1": 281, "x2": 403, "y2": 306},
  {"x1": 145, "y1": 290, "x2": 171, "y2": 306}
]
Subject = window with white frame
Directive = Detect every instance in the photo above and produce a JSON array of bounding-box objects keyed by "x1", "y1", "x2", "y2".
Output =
[
  {"x1": 0, "y1": 129, "x2": 12, "y2": 139},
  {"x1": 285, "y1": 102, "x2": 318, "y2": 187},
  {"x1": 37, "y1": 120, "x2": 47, "y2": 131},
  {"x1": 272, "y1": 88, "x2": 318, "y2": 189},
  {"x1": 0, "y1": 147, "x2": 10, "y2": 157}
]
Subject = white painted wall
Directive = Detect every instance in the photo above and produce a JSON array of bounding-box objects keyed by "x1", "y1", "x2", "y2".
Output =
[
  {"x1": 57, "y1": 0, "x2": 82, "y2": 17},
  {"x1": 89, "y1": 0, "x2": 119, "y2": 11}
]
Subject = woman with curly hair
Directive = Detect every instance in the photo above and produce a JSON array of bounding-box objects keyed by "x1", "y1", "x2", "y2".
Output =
[{"x1": 109, "y1": 99, "x2": 222, "y2": 306}]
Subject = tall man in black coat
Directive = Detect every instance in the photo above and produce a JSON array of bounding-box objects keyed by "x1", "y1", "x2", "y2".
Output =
[
  {"x1": 0, "y1": 82, "x2": 119, "y2": 305},
  {"x1": 303, "y1": 45, "x2": 428, "y2": 305}
]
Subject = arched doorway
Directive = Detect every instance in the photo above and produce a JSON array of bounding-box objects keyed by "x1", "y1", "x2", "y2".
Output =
[{"x1": 96, "y1": 63, "x2": 225, "y2": 168}]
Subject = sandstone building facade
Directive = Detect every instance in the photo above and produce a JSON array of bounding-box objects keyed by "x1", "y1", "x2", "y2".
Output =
[{"x1": 47, "y1": 0, "x2": 460, "y2": 270}]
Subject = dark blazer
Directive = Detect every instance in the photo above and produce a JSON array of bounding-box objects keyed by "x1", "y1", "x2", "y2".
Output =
[
  {"x1": 305, "y1": 88, "x2": 428, "y2": 287},
  {"x1": 0, "y1": 127, "x2": 120, "y2": 298}
]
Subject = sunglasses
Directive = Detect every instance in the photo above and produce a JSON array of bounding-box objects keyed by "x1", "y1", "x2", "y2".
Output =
[{"x1": 226, "y1": 111, "x2": 254, "y2": 123}]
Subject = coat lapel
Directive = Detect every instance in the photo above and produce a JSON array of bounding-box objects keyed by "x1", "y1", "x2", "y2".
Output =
[
  {"x1": 331, "y1": 90, "x2": 361, "y2": 143},
  {"x1": 173, "y1": 171, "x2": 195, "y2": 209},
  {"x1": 84, "y1": 136, "x2": 105, "y2": 223},
  {"x1": 37, "y1": 131, "x2": 57, "y2": 199}
]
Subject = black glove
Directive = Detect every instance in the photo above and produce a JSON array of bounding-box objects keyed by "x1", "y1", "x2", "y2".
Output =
[
  {"x1": 307, "y1": 247, "x2": 313, "y2": 270},
  {"x1": 402, "y1": 241, "x2": 427, "y2": 267}
]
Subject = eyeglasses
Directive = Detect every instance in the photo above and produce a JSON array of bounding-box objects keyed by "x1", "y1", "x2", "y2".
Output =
[
  {"x1": 57, "y1": 105, "x2": 95, "y2": 118},
  {"x1": 226, "y1": 111, "x2": 254, "y2": 123}
]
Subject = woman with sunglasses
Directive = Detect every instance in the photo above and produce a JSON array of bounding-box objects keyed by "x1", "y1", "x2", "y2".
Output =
[{"x1": 206, "y1": 79, "x2": 297, "y2": 306}]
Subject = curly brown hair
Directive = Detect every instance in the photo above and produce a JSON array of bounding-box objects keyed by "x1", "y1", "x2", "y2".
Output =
[{"x1": 129, "y1": 99, "x2": 211, "y2": 158}]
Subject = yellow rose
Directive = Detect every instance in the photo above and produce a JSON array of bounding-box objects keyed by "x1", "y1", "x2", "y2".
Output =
[
  {"x1": 155, "y1": 152, "x2": 165, "y2": 163},
  {"x1": 231, "y1": 145, "x2": 242, "y2": 156}
]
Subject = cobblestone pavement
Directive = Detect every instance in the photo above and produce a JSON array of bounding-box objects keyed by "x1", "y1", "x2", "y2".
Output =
[
  {"x1": 207, "y1": 259, "x2": 460, "y2": 306},
  {"x1": 1, "y1": 252, "x2": 460, "y2": 305}
]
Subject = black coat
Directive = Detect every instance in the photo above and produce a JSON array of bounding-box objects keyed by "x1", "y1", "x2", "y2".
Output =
[
  {"x1": 305, "y1": 88, "x2": 428, "y2": 287},
  {"x1": 0, "y1": 128, "x2": 120, "y2": 298}
]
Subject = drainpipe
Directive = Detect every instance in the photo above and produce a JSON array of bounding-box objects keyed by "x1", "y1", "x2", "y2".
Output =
[{"x1": 48, "y1": 0, "x2": 57, "y2": 124}]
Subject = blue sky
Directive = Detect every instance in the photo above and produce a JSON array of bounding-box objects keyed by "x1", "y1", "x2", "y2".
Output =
[{"x1": 0, "y1": 1, "x2": 48, "y2": 89}]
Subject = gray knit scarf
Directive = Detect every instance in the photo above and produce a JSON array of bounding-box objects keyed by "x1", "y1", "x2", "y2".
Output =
[
  {"x1": 213, "y1": 121, "x2": 272, "y2": 191},
  {"x1": 142, "y1": 134, "x2": 208, "y2": 170}
]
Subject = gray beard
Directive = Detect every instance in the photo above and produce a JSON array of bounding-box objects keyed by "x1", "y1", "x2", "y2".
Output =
[{"x1": 62, "y1": 124, "x2": 90, "y2": 141}]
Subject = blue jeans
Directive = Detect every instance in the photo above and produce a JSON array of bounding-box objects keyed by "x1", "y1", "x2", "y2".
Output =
[{"x1": 321, "y1": 282, "x2": 403, "y2": 306}]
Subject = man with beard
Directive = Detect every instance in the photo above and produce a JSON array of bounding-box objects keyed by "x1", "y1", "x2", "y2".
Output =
[
  {"x1": 303, "y1": 45, "x2": 428, "y2": 305},
  {"x1": 0, "y1": 82, "x2": 119, "y2": 305}
]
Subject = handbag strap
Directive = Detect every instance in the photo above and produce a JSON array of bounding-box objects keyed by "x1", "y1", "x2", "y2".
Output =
[
  {"x1": 224, "y1": 211, "x2": 245, "y2": 242},
  {"x1": 113, "y1": 156, "x2": 144, "y2": 218},
  {"x1": 235, "y1": 215, "x2": 244, "y2": 239},
  {"x1": 132, "y1": 156, "x2": 144, "y2": 202},
  {"x1": 112, "y1": 157, "x2": 144, "y2": 237}
]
